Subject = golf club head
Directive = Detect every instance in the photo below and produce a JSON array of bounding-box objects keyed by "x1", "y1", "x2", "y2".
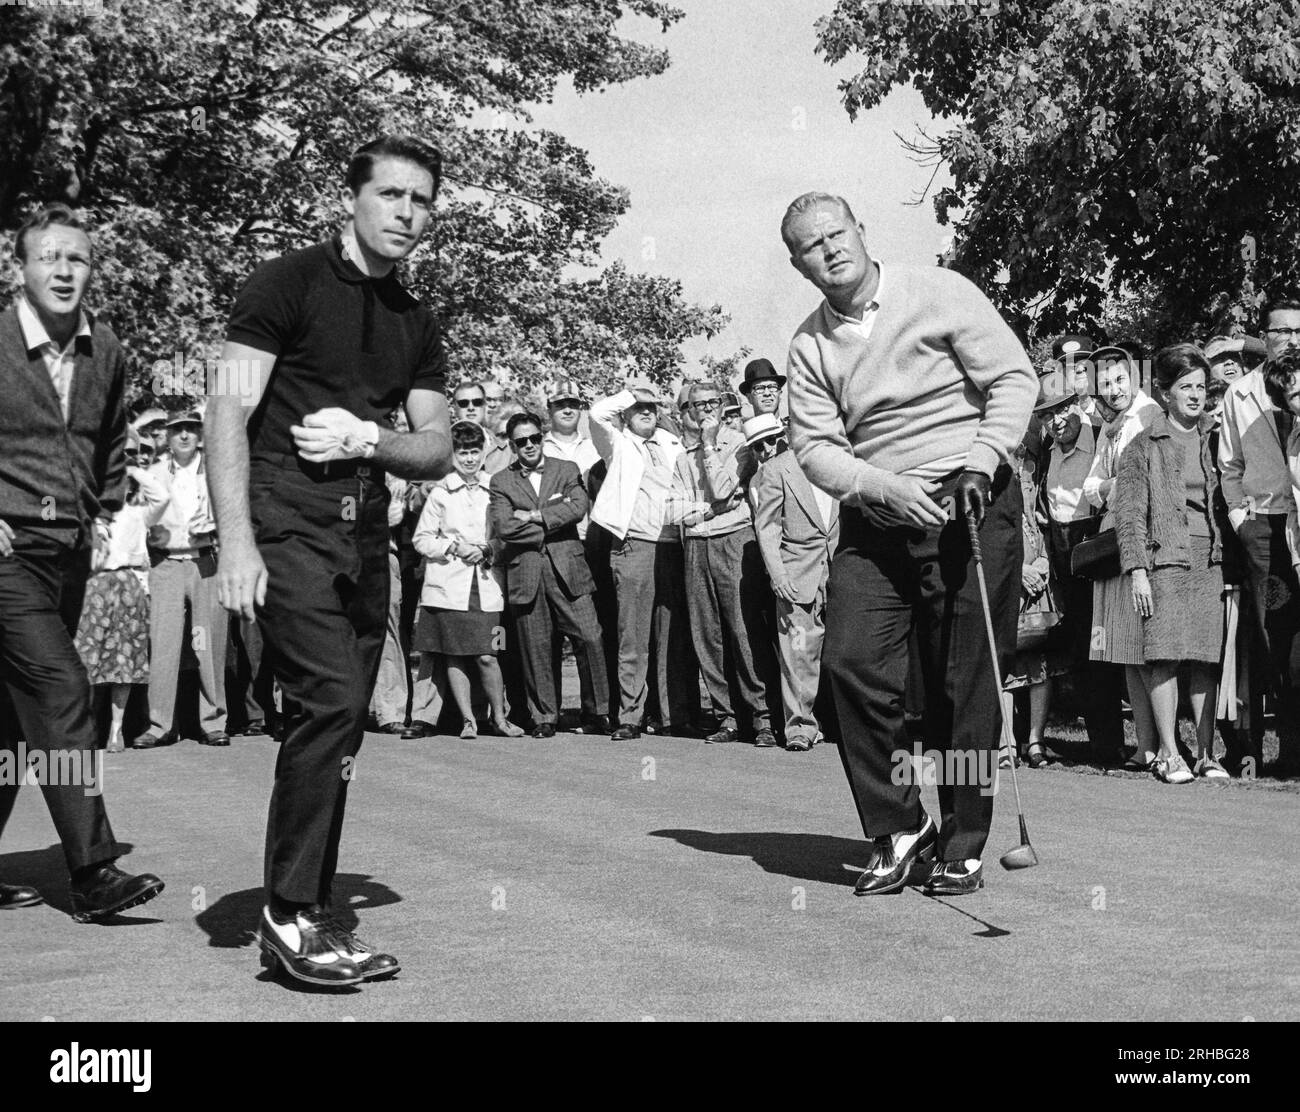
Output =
[{"x1": 1000, "y1": 843, "x2": 1039, "y2": 871}]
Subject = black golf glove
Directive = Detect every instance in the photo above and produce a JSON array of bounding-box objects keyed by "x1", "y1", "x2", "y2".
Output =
[{"x1": 956, "y1": 469, "x2": 992, "y2": 526}]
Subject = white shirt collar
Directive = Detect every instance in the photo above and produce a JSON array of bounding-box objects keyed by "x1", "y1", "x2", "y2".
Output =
[
  {"x1": 16, "y1": 294, "x2": 91, "y2": 354},
  {"x1": 826, "y1": 262, "x2": 885, "y2": 325},
  {"x1": 444, "y1": 469, "x2": 487, "y2": 492}
]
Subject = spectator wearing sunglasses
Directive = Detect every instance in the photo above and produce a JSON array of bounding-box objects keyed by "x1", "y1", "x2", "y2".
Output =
[
  {"x1": 488, "y1": 412, "x2": 608, "y2": 737},
  {"x1": 1219, "y1": 290, "x2": 1300, "y2": 776}
]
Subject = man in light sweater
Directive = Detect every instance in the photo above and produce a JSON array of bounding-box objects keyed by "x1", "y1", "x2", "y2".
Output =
[
  {"x1": 784, "y1": 192, "x2": 1036, "y2": 897},
  {"x1": 1217, "y1": 291, "x2": 1300, "y2": 776}
]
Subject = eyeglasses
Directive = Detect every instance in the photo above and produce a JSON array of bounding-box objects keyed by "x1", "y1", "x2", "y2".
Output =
[
  {"x1": 455, "y1": 397, "x2": 485, "y2": 409},
  {"x1": 512, "y1": 433, "x2": 543, "y2": 448},
  {"x1": 1265, "y1": 327, "x2": 1300, "y2": 338},
  {"x1": 692, "y1": 398, "x2": 721, "y2": 410},
  {"x1": 750, "y1": 382, "x2": 779, "y2": 393}
]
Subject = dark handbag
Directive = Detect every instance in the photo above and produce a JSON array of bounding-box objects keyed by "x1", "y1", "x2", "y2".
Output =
[
  {"x1": 1016, "y1": 608, "x2": 1060, "y2": 653},
  {"x1": 1070, "y1": 527, "x2": 1120, "y2": 580}
]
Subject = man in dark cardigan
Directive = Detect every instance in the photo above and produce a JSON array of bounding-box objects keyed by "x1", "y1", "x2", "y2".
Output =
[{"x1": 0, "y1": 204, "x2": 164, "y2": 920}]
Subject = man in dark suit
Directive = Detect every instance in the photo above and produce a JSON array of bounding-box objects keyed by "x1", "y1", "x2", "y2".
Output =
[
  {"x1": 489, "y1": 412, "x2": 608, "y2": 738},
  {"x1": 0, "y1": 204, "x2": 164, "y2": 919}
]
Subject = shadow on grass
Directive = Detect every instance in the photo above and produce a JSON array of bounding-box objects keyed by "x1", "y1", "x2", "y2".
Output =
[
  {"x1": 648, "y1": 829, "x2": 869, "y2": 887},
  {"x1": 0, "y1": 841, "x2": 162, "y2": 923},
  {"x1": 195, "y1": 872, "x2": 403, "y2": 950}
]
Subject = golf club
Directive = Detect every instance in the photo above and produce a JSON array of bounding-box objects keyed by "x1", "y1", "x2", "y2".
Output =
[{"x1": 964, "y1": 504, "x2": 1040, "y2": 871}]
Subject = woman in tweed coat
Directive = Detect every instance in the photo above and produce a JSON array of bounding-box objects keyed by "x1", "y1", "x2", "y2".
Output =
[{"x1": 1116, "y1": 345, "x2": 1230, "y2": 783}]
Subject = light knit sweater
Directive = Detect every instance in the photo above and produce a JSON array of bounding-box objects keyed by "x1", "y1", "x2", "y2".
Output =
[{"x1": 786, "y1": 264, "x2": 1036, "y2": 508}]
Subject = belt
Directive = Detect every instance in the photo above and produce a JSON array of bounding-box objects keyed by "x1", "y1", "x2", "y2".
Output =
[{"x1": 250, "y1": 450, "x2": 385, "y2": 484}]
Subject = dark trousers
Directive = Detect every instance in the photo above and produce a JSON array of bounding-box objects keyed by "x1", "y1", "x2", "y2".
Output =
[
  {"x1": 683, "y1": 527, "x2": 775, "y2": 735},
  {"x1": 226, "y1": 614, "x2": 277, "y2": 733},
  {"x1": 252, "y1": 464, "x2": 390, "y2": 906},
  {"x1": 1048, "y1": 518, "x2": 1126, "y2": 757},
  {"x1": 510, "y1": 558, "x2": 608, "y2": 726},
  {"x1": 0, "y1": 547, "x2": 121, "y2": 873},
  {"x1": 583, "y1": 527, "x2": 620, "y2": 720},
  {"x1": 610, "y1": 537, "x2": 695, "y2": 727},
  {"x1": 824, "y1": 468, "x2": 1020, "y2": 862},
  {"x1": 1238, "y1": 514, "x2": 1300, "y2": 765}
]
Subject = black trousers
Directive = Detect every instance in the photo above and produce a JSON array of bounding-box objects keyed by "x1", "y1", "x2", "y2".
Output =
[
  {"x1": 510, "y1": 558, "x2": 608, "y2": 726},
  {"x1": 1047, "y1": 518, "x2": 1126, "y2": 757},
  {"x1": 0, "y1": 547, "x2": 121, "y2": 873},
  {"x1": 824, "y1": 467, "x2": 1020, "y2": 862},
  {"x1": 251, "y1": 463, "x2": 390, "y2": 906},
  {"x1": 1237, "y1": 514, "x2": 1300, "y2": 764},
  {"x1": 226, "y1": 614, "x2": 278, "y2": 733}
]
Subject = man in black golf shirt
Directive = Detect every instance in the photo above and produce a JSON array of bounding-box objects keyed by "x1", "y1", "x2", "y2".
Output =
[{"x1": 207, "y1": 136, "x2": 451, "y2": 987}]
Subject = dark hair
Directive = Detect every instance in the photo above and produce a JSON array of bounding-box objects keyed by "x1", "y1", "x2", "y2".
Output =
[
  {"x1": 1259, "y1": 287, "x2": 1300, "y2": 333},
  {"x1": 345, "y1": 134, "x2": 442, "y2": 198},
  {"x1": 451, "y1": 421, "x2": 486, "y2": 450},
  {"x1": 506, "y1": 411, "x2": 543, "y2": 441},
  {"x1": 1152, "y1": 343, "x2": 1209, "y2": 393},
  {"x1": 1263, "y1": 351, "x2": 1300, "y2": 411},
  {"x1": 13, "y1": 203, "x2": 88, "y2": 263}
]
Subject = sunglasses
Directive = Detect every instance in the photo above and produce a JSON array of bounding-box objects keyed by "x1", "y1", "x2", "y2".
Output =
[
  {"x1": 512, "y1": 433, "x2": 543, "y2": 448},
  {"x1": 455, "y1": 397, "x2": 485, "y2": 409}
]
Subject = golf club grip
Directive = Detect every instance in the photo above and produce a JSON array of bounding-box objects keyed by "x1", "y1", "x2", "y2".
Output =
[{"x1": 964, "y1": 503, "x2": 982, "y2": 562}]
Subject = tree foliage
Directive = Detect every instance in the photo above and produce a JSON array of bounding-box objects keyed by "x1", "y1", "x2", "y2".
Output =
[
  {"x1": 816, "y1": 0, "x2": 1300, "y2": 343},
  {"x1": 0, "y1": 0, "x2": 736, "y2": 402}
]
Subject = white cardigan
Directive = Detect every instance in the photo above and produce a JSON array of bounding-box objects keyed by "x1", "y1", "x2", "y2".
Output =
[
  {"x1": 588, "y1": 389, "x2": 685, "y2": 540},
  {"x1": 411, "y1": 471, "x2": 505, "y2": 612}
]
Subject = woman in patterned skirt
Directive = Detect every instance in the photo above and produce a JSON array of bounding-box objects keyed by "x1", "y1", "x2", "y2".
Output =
[
  {"x1": 1116, "y1": 345, "x2": 1230, "y2": 783},
  {"x1": 1083, "y1": 345, "x2": 1162, "y2": 769},
  {"x1": 74, "y1": 429, "x2": 170, "y2": 752}
]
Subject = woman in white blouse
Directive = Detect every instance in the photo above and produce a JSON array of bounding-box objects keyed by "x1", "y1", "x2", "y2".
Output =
[
  {"x1": 1083, "y1": 346, "x2": 1163, "y2": 769},
  {"x1": 411, "y1": 421, "x2": 523, "y2": 739}
]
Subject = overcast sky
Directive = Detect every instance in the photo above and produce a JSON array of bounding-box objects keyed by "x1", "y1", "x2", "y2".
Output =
[{"x1": 531, "y1": 0, "x2": 952, "y2": 386}]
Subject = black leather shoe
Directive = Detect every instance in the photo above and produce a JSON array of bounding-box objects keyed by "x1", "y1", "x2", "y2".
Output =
[
  {"x1": 706, "y1": 728, "x2": 739, "y2": 745},
  {"x1": 579, "y1": 714, "x2": 610, "y2": 735},
  {"x1": 400, "y1": 721, "x2": 436, "y2": 739},
  {"x1": 853, "y1": 814, "x2": 938, "y2": 896},
  {"x1": 754, "y1": 728, "x2": 778, "y2": 748},
  {"x1": 611, "y1": 724, "x2": 641, "y2": 740},
  {"x1": 69, "y1": 863, "x2": 164, "y2": 922},
  {"x1": 129, "y1": 731, "x2": 173, "y2": 750},
  {"x1": 923, "y1": 859, "x2": 985, "y2": 896},
  {"x1": 232, "y1": 719, "x2": 267, "y2": 737},
  {"x1": 377, "y1": 722, "x2": 407, "y2": 735},
  {"x1": 532, "y1": 723, "x2": 557, "y2": 738},
  {"x1": 257, "y1": 907, "x2": 364, "y2": 987},
  {"x1": 328, "y1": 919, "x2": 401, "y2": 981},
  {"x1": 0, "y1": 882, "x2": 43, "y2": 909},
  {"x1": 198, "y1": 731, "x2": 230, "y2": 746}
]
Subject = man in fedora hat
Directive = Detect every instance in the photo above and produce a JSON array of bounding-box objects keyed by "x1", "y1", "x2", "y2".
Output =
[
  {"x1": 135, "y1": 406, "x2": 230, "y2": 749},
  {"x1": 739, "y1": 357, "x2": 786, "y2": 419},
  {"x1": 746, "y1": 413, "x2": 838, "y2": 752},
  {"x1": 1034, "y1": 383, "x2": 1125, "y2": 765},
  {"x1": 590, "y1": 377, "x2": 700, "y2": 739}
]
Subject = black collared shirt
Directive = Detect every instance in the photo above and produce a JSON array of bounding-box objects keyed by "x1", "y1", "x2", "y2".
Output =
[{"x1": 226, "y1": 237, "x2": 446, "y2": 463}]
